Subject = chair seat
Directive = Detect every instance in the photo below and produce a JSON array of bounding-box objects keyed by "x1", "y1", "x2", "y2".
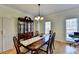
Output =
[
  {"x1": 20, "y1": 46, "x2": 29, "y2": 53},
  {"x1": 40, "y1": 44, "x2": 48, "y2": 50},
  {"x1": 27, "y1": 40, "x2": 45, "y2": 50}
]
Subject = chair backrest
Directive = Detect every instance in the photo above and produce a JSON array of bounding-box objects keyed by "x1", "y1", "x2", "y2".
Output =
[
  {"x1": 47, "y1": 32, "x2": 56, "y2": 53},
  {"x1": 13, "y1": 36, "x2": 21, "y2": 54},
  {"x1": 52, "y1": 32, "x2": 56, "y2": 42},
  {"x1": 50, "y1": 32, "x2": 56, "y2": 46},
  {"x1": 34, "y1": 31, "x2": 39, "y2": 37}
]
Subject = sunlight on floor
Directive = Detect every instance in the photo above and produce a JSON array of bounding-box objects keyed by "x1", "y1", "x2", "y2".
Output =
[{"x1": 65, "y1": 45, "x2": 76, "y2": 54}]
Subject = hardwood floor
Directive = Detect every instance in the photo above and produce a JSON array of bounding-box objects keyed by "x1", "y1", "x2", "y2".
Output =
[
  {"x1": 0, "y1": 49, "x2": 16, "y2": 54},
  {"x1": 1, "y1": 41, "x2": 79, "y2": 54}
]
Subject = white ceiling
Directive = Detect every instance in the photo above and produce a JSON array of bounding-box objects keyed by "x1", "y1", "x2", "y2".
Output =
[{"x1": 3, "y1": 4, "x2": 79, "y2": 16}]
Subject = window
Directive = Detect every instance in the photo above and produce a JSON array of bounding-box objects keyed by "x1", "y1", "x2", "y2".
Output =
[
  {"x1": 45, "y1": 21, "x2": 51, "y2": 34},
  {"x1": 66, "y1": 18, "x2": 78, "y2": 41}
]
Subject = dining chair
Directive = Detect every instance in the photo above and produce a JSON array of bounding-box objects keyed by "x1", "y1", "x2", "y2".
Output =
[
  {"x1": 34, "y1": 31, "x2": 39, "y2": 37},
  {"x1": 13, "y1": 36, "x2": 29, "y2": 54},
  {"x1": 52, "y1": 32, "x2": 56, "y2": 50},
  {"x1": 39, "y1": 32, "x2": 56, "y2": 54},
  {"x1": 50, "y1": 32, "x2": 56, "y2": 52}
]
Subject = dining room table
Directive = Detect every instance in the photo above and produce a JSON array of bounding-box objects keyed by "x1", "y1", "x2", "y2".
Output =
[{"x1": 20, "y1": 34, "x2": 50, "y2": 53}]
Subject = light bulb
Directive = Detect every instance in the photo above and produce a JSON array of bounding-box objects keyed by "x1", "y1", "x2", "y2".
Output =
[
  {"x1": 40, "y1": 17, "x2": 44, "y2": 20},
  {"x1": 35, "y1": 17, "x2": 37, "y2": 20},
  {"x1": 38, "y1": 16, "x2": 40, "y2": 19}
]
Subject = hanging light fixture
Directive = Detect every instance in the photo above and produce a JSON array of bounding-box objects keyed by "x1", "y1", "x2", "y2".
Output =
[{"x1": 34, "y1": 4, "x2": 44, "y2": 21}]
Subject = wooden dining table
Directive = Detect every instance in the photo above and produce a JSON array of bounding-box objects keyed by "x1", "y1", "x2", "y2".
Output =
[{"x1": 20, "y1": 34, "x2": 50, "y2": 52}]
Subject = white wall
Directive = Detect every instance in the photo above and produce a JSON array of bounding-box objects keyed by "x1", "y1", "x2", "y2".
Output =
[
  {"x1": 46, "y1": 8, "x2": 79, "y2": 42},
  {"x1": 0, "y1": 18, "x2": 2, "y2": 52}
]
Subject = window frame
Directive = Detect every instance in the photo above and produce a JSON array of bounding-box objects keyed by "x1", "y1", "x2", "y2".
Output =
[{"x1": 65, "y1": 18, "x2": 78, "y2": 41}]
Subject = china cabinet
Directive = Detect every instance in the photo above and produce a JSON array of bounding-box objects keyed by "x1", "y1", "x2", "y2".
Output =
[{"x1": 18, "y1": 16, "x2": 33, "y2": 39}]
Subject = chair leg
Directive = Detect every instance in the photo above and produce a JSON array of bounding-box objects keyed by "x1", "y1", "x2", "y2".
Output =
[
  {"x1": 50, "y1": 48, "x2": 53, "y2": 54},
  {"x1": 48, "y1": 46, "x2": 53, "y2": 54},
  {"x1": 47, "y1": 47, "x2": 49, "y2": 54},
  {"x1": 47, "y1": 48, "x2": 51, "y2": 54},
  {"x1": 53, "y1": 43, "x2": 55, "y2": 50},
  {"x1": 35, "y1": 50, "x2": 39, "y2": 54},
  {"x1": 31, "y1": 51, "x2": 34, "y2": 54}
]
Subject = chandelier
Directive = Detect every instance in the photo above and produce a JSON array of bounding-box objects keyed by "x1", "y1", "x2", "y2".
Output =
[{"x1": 34, "y1": 4, "x2": 44, "y2": 21}]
